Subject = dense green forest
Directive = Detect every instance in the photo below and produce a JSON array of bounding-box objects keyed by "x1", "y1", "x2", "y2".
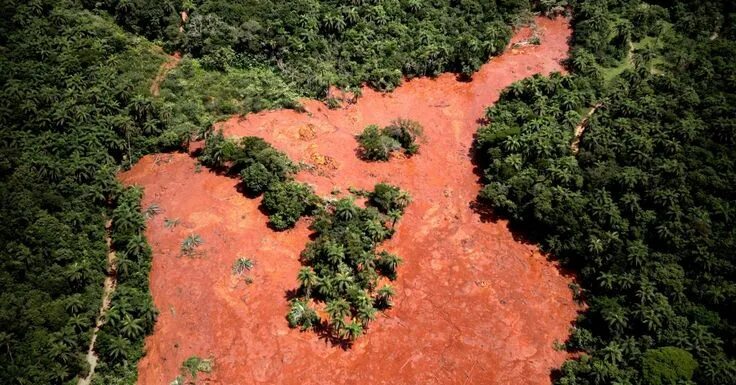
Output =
[
  {"x1": 474, "y1": 1, "x2": 736, "y2": 384},
  {"x1": 0, "y1": 1, "x2": 174, "y2": 384},
  {"x1": 3, "y1": 0, "x2": 736, "y2": 384},
  {"x1": 95, "y1": 0, "x2": 530, "y2": 93}
]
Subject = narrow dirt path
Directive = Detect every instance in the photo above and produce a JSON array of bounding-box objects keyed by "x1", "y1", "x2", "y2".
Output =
[
  {"x1": 150, "y1": 52, "x2": 181, "y2": 97},
  {"x1": 78, "y1": 220, "x2": 117, "y2": 385},
  {"x1": 571, "y1": 103, "x2": 602, "y2": 153},
  {"x1": 571, "y1": 41, "x2": 632, "y2": 153}
]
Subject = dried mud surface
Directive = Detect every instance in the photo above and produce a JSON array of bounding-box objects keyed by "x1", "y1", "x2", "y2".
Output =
[{"x1": 121, "y1": 17, "x2": 579, "y2": 385}]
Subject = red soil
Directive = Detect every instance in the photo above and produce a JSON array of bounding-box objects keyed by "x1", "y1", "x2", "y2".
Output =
[{"x1": 121, "y1": 16, "x2": 579, "y2": 385}]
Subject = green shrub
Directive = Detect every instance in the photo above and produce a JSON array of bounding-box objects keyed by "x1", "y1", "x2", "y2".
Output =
[
  {"x1": 180, "y1": 356, "x2": 213, "y2": 380},
  {"x1": 383, "y1": 119, "x2": 424, "y2": 155},
  {"x1": 262, "y1": 181, "x2": 319, "y2": 230},
  {"x1": 356, "y1": 124, "x2": 400, "y2": 161},
  {"x1": 232, "y1": 258, "x2": 254, "y2": 275},
  {"x1": 642, "y1": 347, "x2": 697, "y2": 385},
  {"x1": 357, "y1": 120, "x2": 423, "y2": 161},
  {"x1": 287, "y1": 299, "x2": 319, "y2": 330},
  {"x1": 369, "y1": 183, "x2": 412, "y2": 214},
  {"x1": 240, "y1": 163, "x2": 274, "y2": 194}
]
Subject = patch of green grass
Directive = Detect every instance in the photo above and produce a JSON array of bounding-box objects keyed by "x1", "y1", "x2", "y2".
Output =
[{"x1": 156, "y1": 58, "x2": 301, "y2": 144}]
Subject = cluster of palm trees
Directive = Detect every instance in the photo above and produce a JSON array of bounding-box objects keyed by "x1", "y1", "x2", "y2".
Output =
[
  {"x1": 287, "y1": 185, "x2": 410, "y2": 341},
  {"x1": 97, "y1": 187, "x2": 157, "y2": 372}
]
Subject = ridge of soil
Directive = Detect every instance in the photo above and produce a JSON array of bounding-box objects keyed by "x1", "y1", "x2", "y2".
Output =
[
  {"x1": 121, "y1": 16, "x2": 579, "y2": 385},
  {"x1": 78, "y1": 220, "x2": 117, "y2": 385}
]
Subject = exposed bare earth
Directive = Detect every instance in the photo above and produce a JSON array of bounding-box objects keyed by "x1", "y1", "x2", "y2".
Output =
[{"x1": 121, "y1": 17, "x2": 579, "y2": 385}]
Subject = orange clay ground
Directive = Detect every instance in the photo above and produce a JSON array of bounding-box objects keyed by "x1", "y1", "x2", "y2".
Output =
[{"x1": 120, "y1": 16, "x2": 580, "y2": 385}]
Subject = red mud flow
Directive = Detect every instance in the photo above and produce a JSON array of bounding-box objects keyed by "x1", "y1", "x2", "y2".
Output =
[{"x1": 121, "y1": 16, "x2": 579, "y2": 385}]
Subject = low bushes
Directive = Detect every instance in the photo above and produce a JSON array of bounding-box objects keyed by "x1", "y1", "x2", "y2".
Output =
[
  {"x1": 262, "y1": 181, "x2": 320, "y2": 230},
  {"x1": 199, "y1": 131, "x2": 316, "y2": 230},
  {"x1": 356, "y1": 119, "x2": 423, "y2": 161}
]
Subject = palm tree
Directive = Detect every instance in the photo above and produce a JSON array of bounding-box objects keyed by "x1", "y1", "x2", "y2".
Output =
[
  {"x1": 363, "y1": 220, "x2": 387, "y2": 242},
  {"x1": 232, "y1": 257, "x2": 254, "y2": 275},
  {"x1": 601, "y1": 342, "x2": 624, "y2": 365},
  {"x1": 343, "y1": 6, "x2": 359, "y2": 25},
  {"x1": 49, "y1": 363, "x2": 69, "y2": 383},
  {"x1": 357, "y1": 264, "x2": 379, "y2": 290},
  {"x1": 395, "y1": 190, "x2": 412, "y2": 211},
  {"x1": 356, "y1": 304, "x2": 376, "y2": 326},
  {"x1": 68, "y1": 315, "x2": 89, "y2": 333},
  {"x1": 0, "y1": 332, "x2": 13, "y2": 362},
  {"x1": 335, "y1": 199, "x2": 357, "y2": 221},
  {"x1": 130, "y1": 95, "x2": 153, "y2": 123},
  {"x1": 406, "y1": 0, "x2": 422, "y2": 13},
  {"x1": 180, "y1": 233, "x2": 203, "y2": 256},
  {"x1": 377, "y1": 251, "x2": 401, "y2": 280},
  {"x1": 139, "y1": 300, "x2": 158, "y2": 327},
  {"x1": 507, "y1": 82, "x2": 525, "y2": 98},
  {"x1": 297, "y1": 267, "x2": 319, "y2": 297},
  {"x1": 120, "y1": 314, "x2": 145, "y2": 339},
  {"x1": 387, "y1": 209, "x2": 402, "y2": 228},
  {"x1": 348, "y1": 286, "x2": 371, "y2": 307},
  {"x1": 325, "y1": 298, "x2": 350, "y2": 322},
  {"x1": 48, "y1": 340, "x2": 73, "y2": 364},
  {"x1": 322, "y1": 13, "x2": 346, "y2": 33},
  {"x1": 375, "y1": 284, "x2": 395, "y2": 309},
  {"x1": 66, "y1": 261, "x2": 91, "y2": 287},
  {"x1": 324, "y1": 241, "x2": 345, "y2": 265},
  {"x1": 64, "y1": 295, "x2": 85, "y2": 315},
  {"x1": 587, "y1": 237, "x2": 605, "y2": 255},
  {"x1": 560, "y1": 92, "x2": 579, "y2": 112},
  {"x1": 572, "y1": 50, "x2": 593, "y2": 74},
  {"x1": 116, "y1": 254, "x2": 134, "y2": 278},
  {"x1": 105, "y1": 335, "x2": 129, "y2": 362},
  {"x1": 343, "y1": 321, "x2": 364, "y2": 340},
  {"x1": 114, "y1": 203, "x2": 143, "y2": 234},
  {"x1": 560, "y1": 109, "x2": 580, "y2": 130},
  {"x1": 317, "y1": 277, "x2": 336, "y2": 299},
  {"x1": 636, "y1": 280, "x2": 657, "y2": 304},
  {"x1": 126, "y1": 233, "x2": 149, "y2": 257},
  {"x1": 287, "y1": 299, "x2": 317, "y2": 330},
  {"x1": 597, "y1": 272, "x2": 616, "y2": 291},
  {"x1": 603, "y1": 310, "x2": 627, "y2": 335},
  {"x1": 636, "y1": 306, "x2": 663, "y2": 332},
  {"x1": 334, "y1": 270, "x2": 354, "y2": 293}
]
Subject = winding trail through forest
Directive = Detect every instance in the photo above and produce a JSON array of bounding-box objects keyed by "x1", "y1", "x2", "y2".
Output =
[
  {"x1": 150, "y1": 52, "x2": 181, "y2": 97},
  {"x1": 78, "y1": 220, "x2": 117, "y2": 385},
  {"x1": 571, "y1": 103, "x2": 602, "y2": 153},
  {"x1": 121, "y1": 16, "x2": 579, "y2": 385}
]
